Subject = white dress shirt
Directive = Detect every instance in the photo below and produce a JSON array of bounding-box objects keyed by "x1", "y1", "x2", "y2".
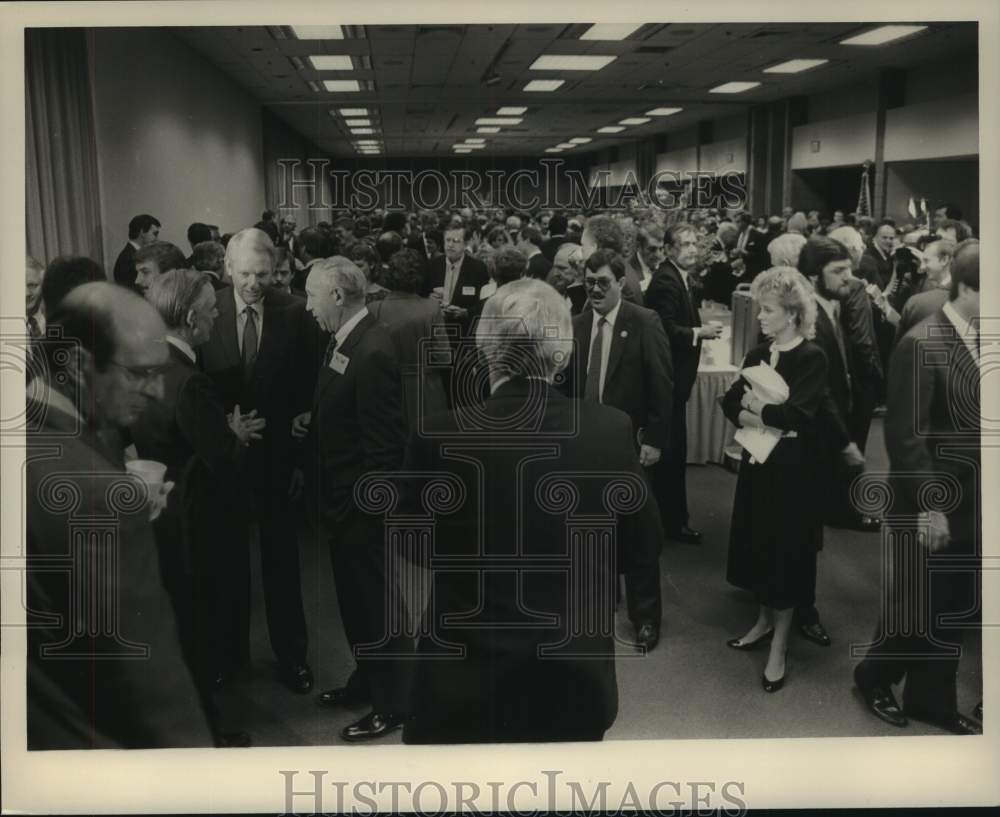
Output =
[
  {"x1": 589, "y1": 299, "x2": 621, "y2": 401},
  {"x1": 443, "y1": 256, "x2": 464, "y2": 303},
  {"x1": 637, "y1": 254, "x2": 653, "y2": 292},
  {"x1": 334, "y1": 306, "x2": 370, "y2": 349},
  {"x1": 234, "y1": 289, "x2": 263, "y2": 353},
  {"x1": 165, "y1": 334, "x2": 196, "y2": 365},
  {"x1": 943, "y1": 301, "x2": 979, "y2": 364}
]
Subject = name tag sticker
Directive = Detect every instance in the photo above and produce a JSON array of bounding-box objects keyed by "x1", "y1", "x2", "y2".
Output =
[
  {"x1": 329, "y1": 351, "x2": 350, "y2": 374},
  {"x1": 462, "y1": 286, "x2": 476, "y2": 296}
]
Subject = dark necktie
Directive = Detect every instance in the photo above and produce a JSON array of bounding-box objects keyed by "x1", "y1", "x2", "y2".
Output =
[
  {"x1": 584, "y1": 317, "x2": 607, "y2": 403},
  {"x1": 242, "y1": 307, "x2": 258, "y2": 380},
  {"x1": 323, "y1": 334, "x2": 338, "y2": 367}
]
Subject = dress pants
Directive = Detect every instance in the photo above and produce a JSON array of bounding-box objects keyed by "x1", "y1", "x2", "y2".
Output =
[
  {"x1": 855, "y1": 531, "x2": 977, "y2": 717},
  {"x1": 328, "y1": 509, "x2": 412, "y2": 715},
  {"x1": 656, "y1": 398, "x2": 690, "y2": 532},
  {"x1": 619, "y1": 464, "x2": 663, "y2": 627}
]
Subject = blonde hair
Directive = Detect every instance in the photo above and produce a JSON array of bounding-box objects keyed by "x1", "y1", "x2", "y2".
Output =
[{"x1": 751, "y1": 266, "x2": 817, "y2": 340}]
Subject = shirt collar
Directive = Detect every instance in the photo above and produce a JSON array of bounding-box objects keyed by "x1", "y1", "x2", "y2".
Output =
[
  {"x1": 129, "y1": 239, "x2": 142, "y2": 251},
  {"x1": 637, "y1": 253, "x2": 651, "y2": 277},
  {"x1": 165, "y1": 334, "x2": 196, "y2": 364},
  {"x1": 593, "y1": 298, "x2": 622, "y2": 330},
  {"x1": 446, "y1": 255, "x2": 464, "y2": 270},
  {"x1": 334, "y1": 306, "x2": 369, "y2": 348},
  {"x1": 770, "y1": 335, "x2": 804, "y2": 354}
]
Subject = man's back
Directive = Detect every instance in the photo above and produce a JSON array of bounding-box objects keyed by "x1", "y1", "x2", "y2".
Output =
[{"x1": 402, "y1": 380, "x2": 661, "y2": 743}]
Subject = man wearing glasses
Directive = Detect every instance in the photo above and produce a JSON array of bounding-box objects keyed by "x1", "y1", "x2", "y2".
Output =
[{"x1": 25, "y1": 283, "x2": 212, "y2": 749}]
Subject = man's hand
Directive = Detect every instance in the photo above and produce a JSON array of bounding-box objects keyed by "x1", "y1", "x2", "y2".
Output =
[
  {"x1": 841, "y1": 441, "x2": 865, "y2": 467},
  {"x1": 442, "y1": 304, "x2": 469, "y2": 320},
  {"x1": 920, "y1": 510, "x2": 951, "y2": 553},
  {"x1": 291, "y1": 411, "x2": 312, "y2": 440},
  {"x1": 697, "y1": 324, "x2": 723, "y2": 340},
  {"x1": 639, "y1": 444, "x2": 661, "y2": 468},
  {"x1": 228, "y1": 404, "x2": 266, "y2": 446},
  {"x1": 288, "y1": 468, "x2": 305, "y2": 502}
]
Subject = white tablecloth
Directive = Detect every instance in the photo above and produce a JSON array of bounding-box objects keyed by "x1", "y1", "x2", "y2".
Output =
[{"x1": 686, "y1": 362, "x2": 739, "y2": 465}]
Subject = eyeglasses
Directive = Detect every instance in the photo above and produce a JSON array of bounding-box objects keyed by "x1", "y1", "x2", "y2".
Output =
[
  {"x1": 584, "y1": 277, "x2": 614, "y2": 292},
  {"x1": 108, "y1": 360, "x2": 166, "y2": 383}
]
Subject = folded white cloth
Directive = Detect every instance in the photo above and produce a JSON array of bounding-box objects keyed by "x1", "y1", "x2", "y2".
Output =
[{"x1": 734, "y1": 362, "x2": 790, "y2": 464}]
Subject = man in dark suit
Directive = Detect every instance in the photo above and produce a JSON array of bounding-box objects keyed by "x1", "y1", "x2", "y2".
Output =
[
  {"x1": 540, "y1": 213, "x2": 570, "y2": 261},
  {"x1": 424, "y1": 225, "x2": 490, "y2": 406},
  {"x1": 26, "y1": 282, "x2": 212, "y2": 749},
  {"x1": 622, "y1": 223, "x2": 667, "y2": 308},
  {"x1": 519, "y1": 225, "x2": 553, "y2": 280},
  {"x1": 894, "y1": 239, "x2": 955, "y2": 341},
  {"x1": 130, "y1": 269, "x2": 266, "y2": 746},
  {"x1": 295, "y1": 256, "x2": 410, "y2": 742},
  {"x1": 566, "y1": 249, "x2": 671, "y2": 649},
  {"x1": 113, "y1": 213, "x2": 160, "y2": 288},
  {"x1": 733, "y1": 211, "x2": 767, "y2": 281},
  {"x1": 402, "y1": 278, "x2": 663, "y2": 744},
  {"x1": 200, "y1": 228, "x2": 320, "y2": 694},
  {"x1": 858, "y1": 221, "x2": 895, "y2": 291},
  {"x1": 644, "y1": 223, "x2": 722, "y2": 544},
  {"x1": 854, "y1": 240, "x2": 981, "y2": 735}
]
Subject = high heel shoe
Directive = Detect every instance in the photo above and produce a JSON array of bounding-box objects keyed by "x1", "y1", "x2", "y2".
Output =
[
  {"x1": 726, "y1": 628, "x2": 774, "y2": 651},
  {"x1": 762, "y1": 652, "x2": 787, "y2": 693}
]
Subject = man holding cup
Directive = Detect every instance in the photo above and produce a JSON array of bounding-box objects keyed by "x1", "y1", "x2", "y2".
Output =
[{"x1": 25, "y1": 282, "x2": 212, "y2": 748}]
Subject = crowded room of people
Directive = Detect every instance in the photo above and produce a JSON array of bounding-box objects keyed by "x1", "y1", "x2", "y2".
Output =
[{"x1": 20, "y1": 19, "x2": 984, "y2": 750}]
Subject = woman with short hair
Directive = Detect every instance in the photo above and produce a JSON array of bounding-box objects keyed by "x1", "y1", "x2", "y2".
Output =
[{"x1": 721, "y1": 266, "x2": 829, "y2": 693}]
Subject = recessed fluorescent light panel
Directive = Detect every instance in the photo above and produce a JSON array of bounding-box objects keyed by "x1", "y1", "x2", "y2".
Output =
[
  {"x1": 339, "y1": 107, "x2": 368, "y2": 116},
  {"x1": 568, "y1": 137, "x2": 592, "y2": 144},
  {"x1": 350, "y1": 128, "x2": 375, "y2": 135},
  {"x1": 464, "y1": 138, "x2": 486, "y2": 144},
  {"x1": 323, "y1": 80, "x2": 361, "y2": 92},
  {"x1": 619, "y1": 117, "x2": 651, "y2": 126},
  {"x1": 545, "y1": 148, "x2": 563, "y2": 153},
  {"x1": 523, "y1": 80, "x2": 565, "y2": 92},
  {"x1": 345, "y1": 119, "x2": 372, "y2": 127},
  {"x1": 710, "y1": 81, "x2": 761, "y2": 93},
  {"x1": 840, "y1": 25, "x2": 927, "y2": 46},
  {"x1": 309, "y1": 55, "x2": 353, "y2": 70},
  {"x1": 556, "y1": 143, "x2": 576, "y2": 149},
  {"x1": 579, "y1": 24, "x2": 642, "y2": 41},
  {"x1": 646, "y1": 107, "x2": 682, "y2": 116},
  {"x1": 477, "y1": 127, "x2": 501, "y2": 134},
  {"x1": 476, "y1": 117, "x2": 523, "y2": 125},
  {"x1": 292, "y1": 25, "x2": 344, "y2": 40},
  {"x1": 530, "y1": 55, "x2": 616, "y2": 71},
  {"x1": 454, "y1": 148, "x2": 473, "y2": 153},
  {"x1": 453, "y1": 143, "x2": 484, "y2": 149},
  {"x1": 496, "y1": 107, "x2": 527, "y2": 115},
  {"x1": 596, "y1": 126, "x2": 625, "y2": 133},
  {"x1": 764, "y1": 58, "x2": 829, "y2": 74}
]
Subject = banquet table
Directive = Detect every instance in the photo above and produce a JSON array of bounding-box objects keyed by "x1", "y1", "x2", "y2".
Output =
[{"x1": 686, "y1": 306, "x2": 739, "y2": 465}]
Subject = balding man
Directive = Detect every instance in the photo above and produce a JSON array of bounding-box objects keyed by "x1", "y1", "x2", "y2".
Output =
[
  {"x1": 200, "y1": 228, "x2": 321, "y2": 694},
  {"x1": 26, "y1": 283, "x2": 212, "y2": 748},
  {"x1": 294, "y1": 257, "x2": 409, "y2": 741}
]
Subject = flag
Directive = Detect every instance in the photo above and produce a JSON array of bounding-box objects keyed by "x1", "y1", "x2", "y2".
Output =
[{"x1": 907, "y1": 196, "x2": 918, "y2": 219}]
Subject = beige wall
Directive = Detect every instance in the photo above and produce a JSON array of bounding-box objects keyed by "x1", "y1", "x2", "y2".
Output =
[{"x1": 90, "y1": 28, "x2": 265, "y2": 265}]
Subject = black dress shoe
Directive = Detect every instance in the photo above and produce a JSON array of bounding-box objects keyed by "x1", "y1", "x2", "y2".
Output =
[
  {"x1": 905, "y1": 708, "x2": 982, "y2": 735},
  {"x1": 974, "y1": 701, "x2": 983, "y2": 722},
  {"x1": 340, "y1": 711, "x2": 403, "y2": 742},
  {"x1": 667, "y1": 525, "x2": 702, "y2": 545},
  {"x1": 280, "y1": 662, "x2": 314, "y2": 694},
  {"x1": 799, "y1": 622, "x2": 831, "y2": 646},
  {"x1": 635, "y1": 623, "x2": 660, "y2": 651},
  {"x1": 855, "y1": 681, "x2": 908, "y2": 727},
  {"x1": 318, "y1": 686, "x2": 368, "y2": 708},
  {"x1": 215, "y1": 731, "x2": 252, "y2": 748},
  {"x1": 727, "y1": 627, "x2": 774, "y2": 651}
]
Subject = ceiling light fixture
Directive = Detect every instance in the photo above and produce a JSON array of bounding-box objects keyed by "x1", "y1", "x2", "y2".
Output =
[
  {"x1": 545, "y1": 147, "x2": 563, "y2": 153},
  {"x1": 619, "y1": 117, "x2": 651, "y2": 125},
  {"x1": 477, "y1": 127, "x2": 501, "y2": 134},
  {"x1": 323, "y1": 79, "x2": 361, "y2": 92},
  {"x1": 339, "y1": 107, "x2": 368, "y2": 116},
  {"x1": 497, "y1": 106, "x2": 527, "y2": 115},
  {"x1": 523, "y1": 80, "x2": 564, "y2": 92},
  {"x1": 454, "y1": 148, "x2": 473, "y2": 153},
  {"x1": 709, "y1": 81, "x2": 761, "y2": 93},
  {"x1": 350, "y1": 128, "x2": 375, "y2": 135},
  {"x1": 291, "y1": 25, "x2": 344, "y2": 40},
  {"x1": 453, "y1": 143, "x2": 484, "y2": 149},
  {"x1": 345, "y1": 118, "x2": 372, "y2": 127},
  {"x1": 464, "y1": 138, "x2": 486, "y2": 144},
  {"x1": 646, "y1": 107, "x2": 683, "y2": 116},
  {"x1": 309, "y1": 55, "x2": 353, "y2": 70},
  {"x1": 840, "y1": 25, "x2": 927, "y2": 46},
  {"x1": 568, "y1": 137, "x2": 592, "y2": 144},
  {"x1": 476, "y1": 117, "x2": 523, "y2": 125},
  {"x1": 530, "y1": 55, "x2": 616, "y2": 71},
  {"x1": 579, "y1": 24, "x2": 642, "y2": 41},
  {"x1": 764, "y1": 58, "x2": 829, "y2": 74},
  {"x1": 556, "y1": 143, "x2": 576, "y2": 149},
  {"x1": 596, "y1": 126, "x2": 625, "y2": 133}
]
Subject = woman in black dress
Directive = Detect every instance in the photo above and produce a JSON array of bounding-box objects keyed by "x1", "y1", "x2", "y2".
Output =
[{"x1": 721, "y1": 266, "x2": 828, "y2": 692}]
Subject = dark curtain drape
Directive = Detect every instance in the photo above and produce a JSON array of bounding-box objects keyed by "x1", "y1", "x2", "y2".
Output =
[
  {"x1": 25, "y1": 28, "x2": 104, "y2": 268},
  {"x1": 262, "y1": 109, "x2": 334, "y2": 227}
]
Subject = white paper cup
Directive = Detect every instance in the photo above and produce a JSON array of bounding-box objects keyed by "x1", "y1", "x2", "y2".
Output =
[{"x1": 125, "y1": 459, "x2": 167, "y2": 487}]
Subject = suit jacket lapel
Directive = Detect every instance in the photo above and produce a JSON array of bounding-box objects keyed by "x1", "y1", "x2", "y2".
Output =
[
  {"x1": 217, "y1": 289, "x2": 240, "y2": 366},
  {"x1": 604, "y1": 302, "x2": 631, "y2": 385},
  {"x1": 666, "y1": 260, "x2": 694, "y2": 323}
]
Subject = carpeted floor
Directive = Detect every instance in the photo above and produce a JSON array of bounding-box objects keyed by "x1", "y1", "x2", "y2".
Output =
[{"x1": 215, "y1": 418, "x2": 983, "y2": 744}]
